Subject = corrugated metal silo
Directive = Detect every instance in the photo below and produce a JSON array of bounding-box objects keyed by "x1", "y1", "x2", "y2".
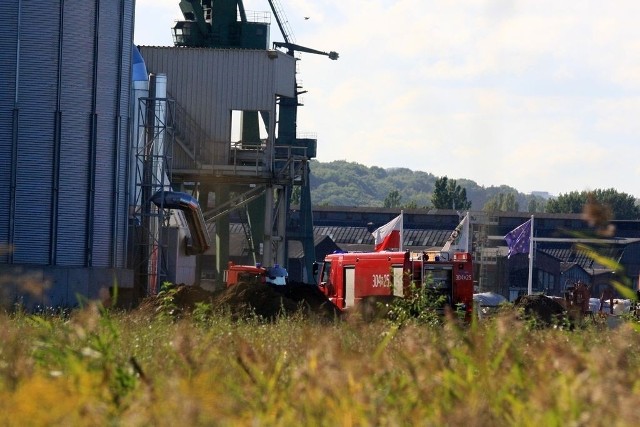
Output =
[{"x1": 0, "y1": 0, "x2": 135, "y2": 309}]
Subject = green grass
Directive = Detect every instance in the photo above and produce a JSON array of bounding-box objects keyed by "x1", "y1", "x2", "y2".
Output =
[{"x1": 2, "y1": 305, "x2": 640, "y2": 426}]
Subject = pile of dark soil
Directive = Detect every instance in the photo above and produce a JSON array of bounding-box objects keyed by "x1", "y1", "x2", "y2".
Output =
[
  {"x1": 214, "y1": 282, "x2": 301, "y2": 319},
  {"x1": 514, "y1": 294, "x2": 567, "y2": 326},
  {"x1": 171, "y1": 284, "x2": 218, "y2": 311},
  {"x1": 140, "y1": 282, "x2": 342, "y2": 322}
]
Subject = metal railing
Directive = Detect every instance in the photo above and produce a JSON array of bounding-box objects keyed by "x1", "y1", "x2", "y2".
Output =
[
  {"x1": 169, "y1": 95, "x2": 309, "y2": 182},
  {"x1": 168, "y1": 94, "x2": 214, "y2": 166}
]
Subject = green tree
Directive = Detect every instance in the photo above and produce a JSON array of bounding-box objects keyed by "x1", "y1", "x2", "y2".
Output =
[
  {"x1": 384, "y1": 190, "x2": 402, "y2": 208},
  {"x1": 290, "y1": 186, "x2": 301, "y2": 206},
  {"x1": 403, "y1": 200, "x2": 418, "y2": 209},
  {"x1": 526, "y1": 196, "x2": 547, "y2": 213},
  {"x1": 483, "y1": 192, "x2": 519, "y2": 212},
  {"x1": 431, "y1": 176, "x2": 472, "y2": 210},
  {"x1": 546, "y1": 189, "x2": 640, "y2": 219},
  {"x1": 545, "y1": 191, "x2": 585, "y2": 214}
]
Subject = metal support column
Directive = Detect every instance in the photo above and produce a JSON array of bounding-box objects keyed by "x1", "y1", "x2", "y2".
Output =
[{"x1": 131, "y1": 74, "x2": 175, "y2": 299}]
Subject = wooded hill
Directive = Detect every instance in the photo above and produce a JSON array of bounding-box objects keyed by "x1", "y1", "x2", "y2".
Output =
[{"x1": 309, "y1": 159, "x2": 545, "y2": 211}]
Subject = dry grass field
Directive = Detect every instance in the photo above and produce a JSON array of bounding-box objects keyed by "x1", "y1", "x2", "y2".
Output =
[{"x1": 1, "y1": 296, "x2": 640, "y2": 426}]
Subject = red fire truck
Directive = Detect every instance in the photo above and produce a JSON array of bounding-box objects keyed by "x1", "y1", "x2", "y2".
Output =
[{"x1": 315, "y1": 250, "x2": 474, "y2": 317}]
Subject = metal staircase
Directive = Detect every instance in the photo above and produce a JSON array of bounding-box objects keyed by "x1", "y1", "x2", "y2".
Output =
[{"x1": 167, "y1": 92, "x2": 213, "y2": 167}]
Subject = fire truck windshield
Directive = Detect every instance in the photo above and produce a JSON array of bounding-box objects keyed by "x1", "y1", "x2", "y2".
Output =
[{"x1": 321, "y1": 262, "x2": 332, "y2": 284}]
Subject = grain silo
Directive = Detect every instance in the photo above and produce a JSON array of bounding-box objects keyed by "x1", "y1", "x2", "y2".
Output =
[{"x1": 0, "y1": 0, "x2": 135, "y2": 309}]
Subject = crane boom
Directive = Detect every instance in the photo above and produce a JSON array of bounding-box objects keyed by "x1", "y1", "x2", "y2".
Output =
[
  {"x1": 267, "y1": 0, "x2": 295, "y2": 43},
  {"x1": 272, "y1": 41, "x2": 338, "y2": 60}
]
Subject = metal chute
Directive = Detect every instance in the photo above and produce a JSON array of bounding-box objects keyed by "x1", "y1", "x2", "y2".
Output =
[{"x1": 151, "y1": 191, "x2": 211, "y2": 255}]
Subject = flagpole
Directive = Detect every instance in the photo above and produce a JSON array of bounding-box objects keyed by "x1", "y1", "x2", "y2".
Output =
[
  {"x1": 464, "y1": 211, "x2": 470, "y2": 252},
  {"x1": 527, "y1": 215, "x2": 534, "y2": 295},
  {"x1": 399, "y1": 210, "x2": 404, "y2": 252}
]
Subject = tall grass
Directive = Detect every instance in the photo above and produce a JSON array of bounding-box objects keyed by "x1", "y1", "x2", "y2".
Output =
[{"x1": 1, "y1": 305, "x2": 640, "y2": 426}]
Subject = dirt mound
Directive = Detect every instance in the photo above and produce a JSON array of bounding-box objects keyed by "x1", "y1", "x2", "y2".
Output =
[
  {"x1": 215, "y1": 282, "x2": 342, "y2": 321},
  {"x1": 139, "y1": 282, "x2": 341, "y2": 322},
  {"x1": 271, "y1": 281, "x2": 343, "y2": 321},
  {"x1": 135, "y1": 284, "x2": 216, "y2": 315},
  {"x1": 172, "y1": 284, "x2": 219, "y2": 311},
  {"x1": 214, "y1": 281, "x2": 301, "y2": 319},
  {"x1": 514, "y1": 294, "x2": 567, "y2": 326}
]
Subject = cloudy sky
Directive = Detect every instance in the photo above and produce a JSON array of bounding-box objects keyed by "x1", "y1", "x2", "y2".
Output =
[{"x1": 134, "y1": 0, "x2": 640, "y2": 198}]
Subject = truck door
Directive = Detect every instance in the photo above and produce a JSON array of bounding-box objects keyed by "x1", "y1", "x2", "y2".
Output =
[
  {"x1": 344, "y1": 267, "x2": 355, "y2": 308},
  {"x1": 318, "y1": 261, "x2": 337, "y2": 303},
  {"x1": 392, "y1": 266, "x2": 404, "y2": 297}
]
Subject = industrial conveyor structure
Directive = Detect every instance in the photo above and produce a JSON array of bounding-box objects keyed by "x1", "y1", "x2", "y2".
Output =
[
  {"x1": 131, "y1": 71, "x2": 212, "y2": 298},
  {"x1": 138, "y1": 0, "x2": 337, "y2": 285}
]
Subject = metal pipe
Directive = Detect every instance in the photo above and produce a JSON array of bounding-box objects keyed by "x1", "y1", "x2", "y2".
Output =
[
  {"x1": 111, "y1": 0, "x2": 126, "y2": 268},
  {"x1": 9, "y1": 0, "x2": 23, "y2": 264},
  {"x1": 129, "y1": 63, "x2": 149, "y2": 207},
  {"x1": 9, "y1": 109, "x2": 18, "y2": 265},
  {"x1": 276, "y1": 186, "x2": 287, "y2": 266},
  {"x1": 86, "y1": 0, "x2": 101, "y2": 267},
  {"x1": 150, "y1": 191, "x2": 211, "y2": 255},
  {"x1": 153, "y1": 73, "x2": 168, "y2": 190},
  {"x1": 13, "y1": 0, "x2": 21, "y2": 106},
  {"x1": 263, "y1": 186, "x2": 274, "y2": 266},
  {"x1": 50, "y1": 0, "x2": 65, "y2": 265}
]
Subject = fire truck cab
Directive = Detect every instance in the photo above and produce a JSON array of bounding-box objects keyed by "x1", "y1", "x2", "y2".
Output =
[{"x1": 315, "y1": 250, "x2": 474, "y2": 316}]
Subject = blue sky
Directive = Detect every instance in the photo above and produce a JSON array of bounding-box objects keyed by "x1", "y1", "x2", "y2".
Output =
[{"x1": 135, "y1": 0, "x2": 640, "y2": 198}]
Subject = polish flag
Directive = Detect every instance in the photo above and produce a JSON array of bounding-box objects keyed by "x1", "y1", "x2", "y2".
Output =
[
  {"x1": 441, "y1": 212, "x2": 470, "y2": 254},
  {"x1": 372, "y1": 213, "x2": 403, "y2": 252}
]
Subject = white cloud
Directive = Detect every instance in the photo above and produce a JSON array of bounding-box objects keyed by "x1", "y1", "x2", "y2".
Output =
[
  {"x1": 134, "y1": 0, "x2": 180, "y2": 46},
  {"x1": 135, "y1": 0, "x2": 640, "y2": 198}
]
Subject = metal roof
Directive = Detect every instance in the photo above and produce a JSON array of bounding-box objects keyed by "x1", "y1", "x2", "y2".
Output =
[{"x1": 542, "y1": 247, "x2": 623, "y2": 271}]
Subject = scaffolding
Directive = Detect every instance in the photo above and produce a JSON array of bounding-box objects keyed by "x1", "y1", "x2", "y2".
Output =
[{"x1": 132, "y1": 94, "x2": 175, "y2": 297}]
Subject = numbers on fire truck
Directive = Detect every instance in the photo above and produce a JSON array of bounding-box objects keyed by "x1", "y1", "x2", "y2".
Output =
[
  {"x1": 456, "y1": 274, "x2": 472, "y2": 281},
  {"x1": 372, "y1": 274, "x2": 392, "y2": 288}
]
